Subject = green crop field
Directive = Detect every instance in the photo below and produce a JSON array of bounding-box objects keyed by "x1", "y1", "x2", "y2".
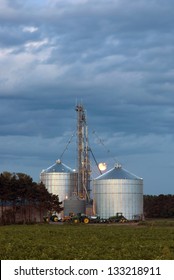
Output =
[{"x1": 0, "y1": 220, "x2": 174, "y2": 260}]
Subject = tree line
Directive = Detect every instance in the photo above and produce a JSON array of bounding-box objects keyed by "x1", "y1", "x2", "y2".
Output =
[
  {"x1": 144, "y1": 194, "x2": 174, "y2": 218},
  {"x1": 0, "y1": 172, "x2": 63, "y2": 225}
]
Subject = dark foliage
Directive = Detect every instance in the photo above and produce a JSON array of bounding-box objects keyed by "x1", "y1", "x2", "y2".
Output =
[
  {"x1": 144, "y1": 194, "x2": 174, "y2": 218},
  {"x1": 0, "y1": 172, "x2": 63, "y2": 224}
]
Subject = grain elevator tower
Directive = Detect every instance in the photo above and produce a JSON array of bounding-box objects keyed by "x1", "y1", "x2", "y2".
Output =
[{"x1": 75, "y1": 104, "x2": 90, "y2": 201}]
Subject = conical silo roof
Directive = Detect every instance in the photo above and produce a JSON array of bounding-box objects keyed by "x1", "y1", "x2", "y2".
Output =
[
  {"x1": 41, "y1": 159, "x2": 75, "y2": 173},
  {"x1": 95, "y1": 163, "x2": 142, "y2": 180}
]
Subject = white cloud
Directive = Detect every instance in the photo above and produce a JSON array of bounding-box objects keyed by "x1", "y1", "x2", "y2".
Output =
[
  {"x1": 22, "y1": 26, "x2": 38, "y2": 33},
  {"x1": 24, "y1": 38, "x2": 48, "y2": 51}
]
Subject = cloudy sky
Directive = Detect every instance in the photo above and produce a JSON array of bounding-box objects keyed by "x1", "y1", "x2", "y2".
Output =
[{"x1": 1, "y1": 0, "x2": 174, "y2": 195}]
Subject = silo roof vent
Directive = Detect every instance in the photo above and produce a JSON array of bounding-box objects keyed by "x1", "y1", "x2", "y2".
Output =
[{"x1": 114, "y1": 163, "x2": 122, "y2": 169}]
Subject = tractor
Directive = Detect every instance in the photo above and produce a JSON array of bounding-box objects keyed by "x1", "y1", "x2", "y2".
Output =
[
  {"x1": 71, "y1": 213, "x2": 90, "y2": 224},
  {"x1": 62, "y1": 212, "x2": 90, "y2": 224},
  {"x1": 108, "y1": 212, "x2": 128, "y2": 223},
  {"x1": 43, "y1": 212, "x2": 60, "y2": 223}
]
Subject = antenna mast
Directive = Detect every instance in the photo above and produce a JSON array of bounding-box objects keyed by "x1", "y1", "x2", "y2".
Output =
[{"x1": 75, "y1": 104, "x2": 90, "y2": 201}]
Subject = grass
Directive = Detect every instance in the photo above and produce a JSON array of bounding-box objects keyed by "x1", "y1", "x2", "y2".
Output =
[{"x1": 0, "y1": 220, "x2": 174, "y2": 260}]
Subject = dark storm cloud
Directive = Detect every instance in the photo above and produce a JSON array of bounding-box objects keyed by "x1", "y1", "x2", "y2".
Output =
[{"x1": 0, "y1": 0, "x2": 174, "y2": 193}]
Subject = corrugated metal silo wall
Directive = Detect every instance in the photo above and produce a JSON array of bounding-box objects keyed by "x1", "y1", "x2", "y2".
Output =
[
  {"x1": 40, "y1": 172, "x2": 78, "y2": 203},
  {"x1": 64, "y1": 198, "x2": 86, "y2": 216},
  {"x1": 93, "y1": 179, "x2": 143, "y2": 220}
]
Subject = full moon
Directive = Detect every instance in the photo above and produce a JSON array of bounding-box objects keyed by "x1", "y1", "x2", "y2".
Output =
[{"x1": 98, "y1": 162, "x2": 107, "y2": 171}]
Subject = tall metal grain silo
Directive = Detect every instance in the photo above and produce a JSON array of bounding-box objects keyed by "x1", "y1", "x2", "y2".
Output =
[
  {"x1": 93, "y1": 163, "x2": 143, "y2": 220},
  {"x1": 40, "y1": 159, "x2": 77, "y2": 203}
]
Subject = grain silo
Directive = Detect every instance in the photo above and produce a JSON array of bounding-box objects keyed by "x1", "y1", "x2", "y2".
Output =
[
  {"x1": 40, "y1": 159, "x2": 77, "y2": 203},
  {"x1": 93, "y1": 163, "x2": 143, "y2": 220}
]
